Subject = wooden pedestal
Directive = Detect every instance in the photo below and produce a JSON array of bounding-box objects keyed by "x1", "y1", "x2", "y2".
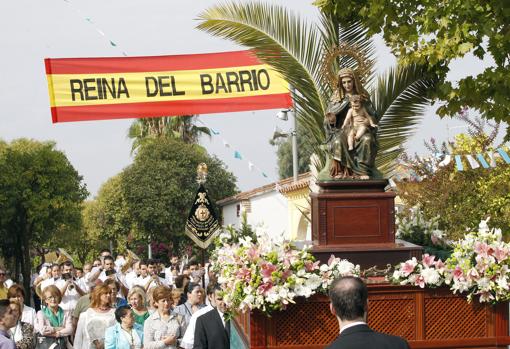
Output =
[
  {"x1": 234, "y1": 283, "x2": 510, "y2": 349},
  {"x1": 310, "y1": 180, "x2": 422, "y2": 268}
]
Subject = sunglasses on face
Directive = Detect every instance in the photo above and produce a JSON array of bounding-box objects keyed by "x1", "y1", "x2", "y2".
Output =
[{"x1": 0, "y1": 273, "x2": 5, "y2": 276}]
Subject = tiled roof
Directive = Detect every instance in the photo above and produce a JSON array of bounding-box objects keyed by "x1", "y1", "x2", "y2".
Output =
[{"x1": 217, "y1": 172, "x2": 311, "y2": 206}]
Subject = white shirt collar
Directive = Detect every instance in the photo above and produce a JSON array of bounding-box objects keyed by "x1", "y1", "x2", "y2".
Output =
[
  {"x1": 339, "y1": 321, "x2": 366, "y2": 334},
  {"x1": 217, "y1": 308, "x2": 225, "y2": 327}
]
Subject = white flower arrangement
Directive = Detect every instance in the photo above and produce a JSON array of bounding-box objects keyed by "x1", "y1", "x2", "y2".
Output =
[
  {"x1": 212, "y1": 228, "x2": 360, "y2": 315},
  {"x1": 390, "y1": 219, "x2": 510, "y2": 303}
]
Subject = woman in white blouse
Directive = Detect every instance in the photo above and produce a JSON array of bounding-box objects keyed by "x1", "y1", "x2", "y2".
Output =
[
  {"x1": 143, "y1": 286, "x2": 186, "y2": 349},
  {"x1": 8, "y1": 284, "x2": 36, "y2": 328},
  {"x1": 74, "y1": 284, "x2": 115, "y2": 349}
]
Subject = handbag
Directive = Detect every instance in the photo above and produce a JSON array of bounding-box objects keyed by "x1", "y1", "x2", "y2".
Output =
[{"x1": 35, "y1": 335, "x2": 67, "y2": 349}]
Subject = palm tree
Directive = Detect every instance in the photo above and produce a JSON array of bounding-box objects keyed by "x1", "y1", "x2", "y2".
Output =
[
  {"x1": 196, "y1": 2, "x2": 436, "y2": 175},
  {"x1": 127, "y1": 115, "x2": 211, "y2": 154}
]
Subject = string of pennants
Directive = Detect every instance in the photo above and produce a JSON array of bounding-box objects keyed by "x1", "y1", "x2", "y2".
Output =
[
  {"x1": 392, "y1": 144, "x2": 510, "y2": 185},
  {"x1": 437, "y1": 144, "x2": 510, "y2": 171},
  {"x1": 196, "y1": 119, "x2": 273, "y2": 180},
  {"x1": 62, "y1": 0, "x2": 127, "y2": 56}
]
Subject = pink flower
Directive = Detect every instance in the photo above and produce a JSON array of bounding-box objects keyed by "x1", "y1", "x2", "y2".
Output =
[
  {"x1": 257, "y1": 282, "x2": 273, "y2": 295},
  {"x1": 247, "y1": 247, "x2": 259, "y2": 261},
  {"x1": 236, "y1": 268, "x2": 251, "y2": 282},
  {"x1": 494, "y1": 247, "x2": 509, "y2": 262},
  {"x1": 304, "y1": 261, "x2": 320, "y2": 272},
  {"x1": 467, "y1": 268, "x2": 480, "y2": 281},
  {"x1": 328, "y1": 255, "x2": 336, "y2": 266},
  {"x1": 453, "y1": 266, "x2": 464, "y2": 281},
  {"x1": 474, "y1": 242, "x2": 490, "y2": 257},
  {"x1": 261, "y1": 263, "x2": 277, "y2": 281},
  {"x1": 422, "y1": 254, "x2": 435, "y2": 267},
  {"x1": 478, "y1": 291, "x2": 494, "y2": 303},
  {"x1": 415, "y1": 275, "x2": 425, "y2": 288},
  {"x1": 434, "y1": 259, "x2": 445, "y2": 271},
  {"x1": 401, "y1": 260, "x2": 417, "y2": 276}
]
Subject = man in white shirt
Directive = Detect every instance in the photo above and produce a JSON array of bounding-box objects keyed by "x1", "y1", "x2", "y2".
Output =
[
  {"x1": 124, "y1": 261, "x2": 140, "y2": 290},
  {"x1": 132, "y1": 260, "x2": 151, "y2": 288},
  {"x1": 144, "y1": 260, "x2": 167, "y2": 290},
  {"x1": 56, "y1": 261, "x2": 85, "y2": 312},
  {"x1": 40, "y1": 264, "x2": 61, "y2": 291}
]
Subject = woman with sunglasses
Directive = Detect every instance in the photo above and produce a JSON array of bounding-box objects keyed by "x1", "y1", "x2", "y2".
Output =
[
  {"x1": 34, "y1": 286, "x2": 73, "y2": 348},
  {"x1": 104, "y1": 306, "x2": 143, "y2": 349}
]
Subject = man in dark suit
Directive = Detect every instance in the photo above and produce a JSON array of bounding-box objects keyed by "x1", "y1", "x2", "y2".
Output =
[
  {"x1": 193, "y1": 285, "x2": 229, "y2": 349},
  {"x1": 327, "y1": 276, "x2": 410, "y2": 349}
]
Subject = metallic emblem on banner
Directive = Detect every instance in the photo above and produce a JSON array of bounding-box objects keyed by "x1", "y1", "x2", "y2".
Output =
[{"x1": 185, "y1": 163, "x2": 221, "y2": 249}]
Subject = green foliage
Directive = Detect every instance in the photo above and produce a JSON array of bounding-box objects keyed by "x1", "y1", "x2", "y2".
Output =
[
  {"x1": 76, "y1": 175, "x2": 137, "y2": 264},
  {"x1": 0, "y1": 139, "x2": 87, "y2": 295},
  {"x1": 315, "y1": 0, "x2": 510, "y2": 138},
  {"x1": 197, "y1": 2, "x2": 436, "y2": 175},
  {"x1": 121, "y1": 138, "x2": 238, "y2": 253},
  {"x1": 272, "y1": 133, "x2": 314, "y2": 179},
  {"x1": 397, "y1": 134, "x2": 510, "y2": 240}
]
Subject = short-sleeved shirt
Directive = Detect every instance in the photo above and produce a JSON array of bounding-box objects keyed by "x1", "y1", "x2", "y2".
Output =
[
  {"x1": 0, "y1": 286, "x2": 7, "y2": 300},
  {"x1": 72, "y1": 294, "x2": 91, "y2": 319},
  {"x1": 0, "y1": 330, "x2": 15, "y2": 349}
]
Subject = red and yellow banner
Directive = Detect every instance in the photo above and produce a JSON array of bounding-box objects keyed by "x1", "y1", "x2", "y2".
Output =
[{"x1": 45, "y1": 50, "x2": 292, "y2": 123}]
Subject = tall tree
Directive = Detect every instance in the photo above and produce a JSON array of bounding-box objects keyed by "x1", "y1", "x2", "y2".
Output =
[
  {"x1": 121, "y1": 138, "x2": 237, "y2": 253},
  {"x1": 196, "y1": 2, "x2": 437, "y2": 174},
  {"x1": 270, "y1": 133, "x2": 314, "y2": 179},
  {"x1": 0, "y1": 139, "x2": 87, "y2": 298},
  {"x1": 314, "y1": 0, "x2": 510, "y2": 138},
  {"x1": 85, "y1": 175, "x2": 137, "y2": 254},
  {"x1": 127, "y1": 115, "x2": 211, "y2": 154}
]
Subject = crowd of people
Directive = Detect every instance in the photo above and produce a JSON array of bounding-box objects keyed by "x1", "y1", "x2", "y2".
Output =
[
  {"x1": 0, "y1": 248, "x2": 412, "y2": 349},
  {"x1": 0, "y1": 249, "x2": 229, "y2": 349}
]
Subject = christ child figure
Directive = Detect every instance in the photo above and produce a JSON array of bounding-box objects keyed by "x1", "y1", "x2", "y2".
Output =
[{"x1": 342, "y1": 94, "x2": 378, "y2": 150}]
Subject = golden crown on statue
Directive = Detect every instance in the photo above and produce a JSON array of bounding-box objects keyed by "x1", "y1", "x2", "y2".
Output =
[{"x1": 321, "y1": 42, "x2": 373, "y2": 89}]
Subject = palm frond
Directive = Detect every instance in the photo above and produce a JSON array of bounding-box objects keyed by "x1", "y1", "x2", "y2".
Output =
[
  {"x1": 374, "y1": 64, "x2": 437, "y2": 174},
  {"x1": 197, "y1": 2, "x2": 329, "y2": 151}
]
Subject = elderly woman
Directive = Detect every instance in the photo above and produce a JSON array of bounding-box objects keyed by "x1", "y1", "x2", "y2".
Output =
[
  {"x1": 127, "y1": 287, "x2": 149, "y2": 326},
  {"x1": 34, "y1": 286, "x2": 73, "y2": 349},
  {"x1": 74, "y1": 285, "x2": 116, "y2": 349},
  {"x1": 144, "y1": 286, "x2": 186, "y2": 349},
  {"x1": 104, "y1": 306, "x2": 143, "y2": 349},
  {"x1": 8, "y1": 285, "x2": 36, "y2": 328},
  {"x1": 9, "y1": 301, "x2": 34, "y2": 349}
]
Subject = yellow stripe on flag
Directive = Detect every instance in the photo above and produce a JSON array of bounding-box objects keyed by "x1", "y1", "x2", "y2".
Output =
[{"x1": 47, "y1": 64, "x2": 288, "y2": 107}]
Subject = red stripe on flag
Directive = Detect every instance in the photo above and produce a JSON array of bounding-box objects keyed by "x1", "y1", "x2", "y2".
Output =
[
  {"x1": 45, "y1": 50, "x2": 263, "y2": 74},
  {"x1": 51, "y1": 93, "x2": 293, "y2": 123}
]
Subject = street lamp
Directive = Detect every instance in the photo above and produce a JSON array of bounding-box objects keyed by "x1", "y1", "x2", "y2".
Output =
[{"x1": 273, "y1": 105, "x2": 298, "y2": 182}]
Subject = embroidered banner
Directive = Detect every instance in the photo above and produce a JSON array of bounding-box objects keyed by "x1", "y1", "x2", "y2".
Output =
[
  {"x1": 185, "y1": 184, "x2": 221, "y2": 249},
  {"x1": 45, "y1": 50, "x2": 292, "y2": 123}
]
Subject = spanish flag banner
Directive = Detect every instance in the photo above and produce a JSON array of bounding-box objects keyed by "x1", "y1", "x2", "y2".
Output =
[{"x1": 45, "y1": 50, "x2": 292, "y2": 123}]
